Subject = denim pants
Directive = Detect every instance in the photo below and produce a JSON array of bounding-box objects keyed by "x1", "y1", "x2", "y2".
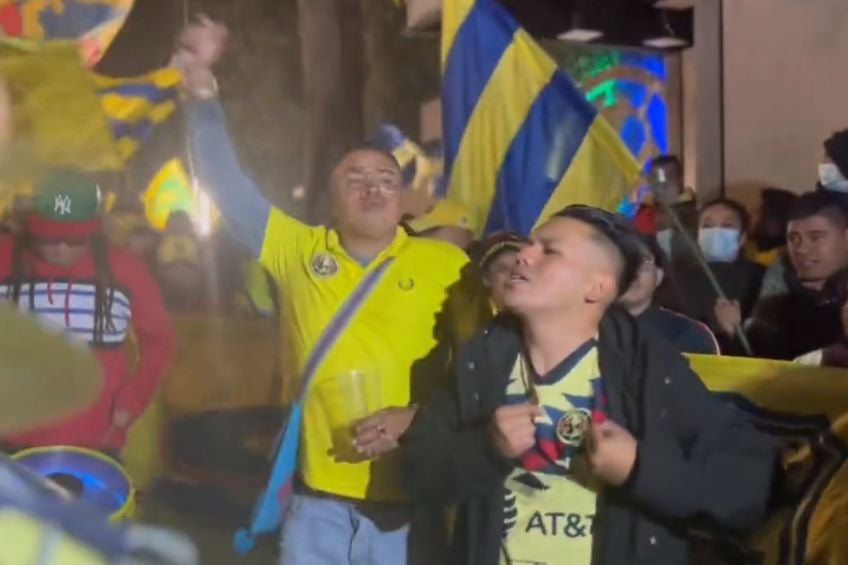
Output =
[{"x1": 278, "y1": 494, "x2": 410, "y2": 565}]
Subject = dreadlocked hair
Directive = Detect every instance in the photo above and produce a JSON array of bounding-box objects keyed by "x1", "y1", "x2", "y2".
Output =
[{"x1": 8, "y1": 230, "x2": 116, "y2": 344}]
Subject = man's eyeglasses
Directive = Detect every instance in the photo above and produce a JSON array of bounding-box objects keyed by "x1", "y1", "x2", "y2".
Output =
[
  {"x1": 637, "y1": 257, "x2": 657, "y2": 272},
  {"x1": 343, "y1": 168, "x2": 403, "y2": 194}
]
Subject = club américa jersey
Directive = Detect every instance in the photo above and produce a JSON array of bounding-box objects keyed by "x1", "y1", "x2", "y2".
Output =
[{"x1": 501, "y1": 339, "x2": 601, "y2": 565}]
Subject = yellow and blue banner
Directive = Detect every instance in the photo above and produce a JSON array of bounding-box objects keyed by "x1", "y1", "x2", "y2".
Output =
[
  {"x1": 94, "y1": 68, "x2": 181, "y2": 163},
  {"x1": 0, "y1": 0, "x2": 134, "y2": 66},
  {"x1": 441, "y1": 0, "x2": 641, "y2": 237},
  {"x1": 689, "y1": 354, "x2": 848, "y2": 565}
]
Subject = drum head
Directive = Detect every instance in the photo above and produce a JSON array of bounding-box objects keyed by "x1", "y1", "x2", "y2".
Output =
[{"x1": 13, "y1": 447, "x2": 134, "y2": 520}]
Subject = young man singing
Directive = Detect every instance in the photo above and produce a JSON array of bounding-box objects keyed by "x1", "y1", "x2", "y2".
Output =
[{"x1": 397, "y1": 206, "x2": 775, "y2": 565}]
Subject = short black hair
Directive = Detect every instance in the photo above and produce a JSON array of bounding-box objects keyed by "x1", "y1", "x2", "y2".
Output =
[
  {"x1": 699, "y1": 197, "x2": 751, "y2": 232},
  {"x1": 648, "y1": 154, "x2": 682, "y2": 171},
  {"x1": 788, "y1": 191, "x2": 848, "y2": 228},
  {"x1": 335, "y1": 143, "x2": 401, "y2": 170},
  {"x1": 551, "y1": 205, "x2": 643, "y2": 296}
]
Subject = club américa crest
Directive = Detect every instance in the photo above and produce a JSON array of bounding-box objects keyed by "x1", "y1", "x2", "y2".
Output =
[
  {"x1": 555, "y1": 408, "x2": 591, "y2": 446},
  {"x1": 311, "y1": 252, "x2": 339, "y2": 277}
]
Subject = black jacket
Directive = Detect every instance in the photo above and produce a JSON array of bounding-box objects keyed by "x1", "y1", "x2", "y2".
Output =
[
  {"x1": 727, "y1": 266, "x2": 846, "y2": 359},
  {"x1": 635, "y1": 305, "x2": 718, "y2": 355},
  {"x1": 401, "y1": 307, "x2": 775, "y2": 565},
  {"x1": 673, "y1": 260, "x2": 765, "y2": 327}
]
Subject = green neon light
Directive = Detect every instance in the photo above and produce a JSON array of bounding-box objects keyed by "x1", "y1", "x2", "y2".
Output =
[{"x1": 586, "y1": 79, "x2": 617, "y2": 108}]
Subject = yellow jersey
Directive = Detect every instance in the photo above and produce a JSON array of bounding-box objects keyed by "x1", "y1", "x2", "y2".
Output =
[
  {"x1": 501, "y1": 341, "x2": 600, "y2": 565},
  {"x1": 260, "y1": 208, "x2": 489, "y2": 501}
]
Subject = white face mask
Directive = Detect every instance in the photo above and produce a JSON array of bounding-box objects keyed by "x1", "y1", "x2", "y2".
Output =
[
  {"x1": 819, "y1": 163, "x2": 848, "y2": 192},
  {"x1": 698, "y1": 227, "x2": 741, "y2": 263},
  {"x1": 656, "y1": 229, "x2": 673, "y2": 259}
]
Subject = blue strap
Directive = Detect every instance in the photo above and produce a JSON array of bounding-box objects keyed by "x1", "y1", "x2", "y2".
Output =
[{"x1": 234, "y1": 257, "x2": 395, "y2": 553}]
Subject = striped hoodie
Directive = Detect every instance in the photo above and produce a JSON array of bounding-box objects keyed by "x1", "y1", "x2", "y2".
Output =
[{"x1": 0, "y1": 235, "x2": 174, "y2": 450}]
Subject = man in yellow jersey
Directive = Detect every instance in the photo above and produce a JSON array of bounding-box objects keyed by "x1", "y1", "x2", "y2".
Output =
[
  {"x1": 174, "y1": 16, "x2": 489, "y2": 565},
  {"x1": 401, "y1": 206, "x2": 776, "y2": 565}
]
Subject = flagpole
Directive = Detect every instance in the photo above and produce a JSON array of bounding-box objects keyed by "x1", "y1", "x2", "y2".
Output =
[
  {"x1": 660, "y1": 201, "x2": 754, "y2": 356},
  {"x1": 179, "y1": 0, "x2": 209, "y2": 236}
]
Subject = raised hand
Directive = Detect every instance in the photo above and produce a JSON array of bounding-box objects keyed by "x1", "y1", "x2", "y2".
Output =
[{"x1": 172, "y1": 15, "x2": 228, "y2": 97}]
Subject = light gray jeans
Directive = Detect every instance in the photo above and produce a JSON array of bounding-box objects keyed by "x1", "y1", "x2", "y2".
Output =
[{"x1": 278, "y1": 494, "x2": 410, "y2": 565}]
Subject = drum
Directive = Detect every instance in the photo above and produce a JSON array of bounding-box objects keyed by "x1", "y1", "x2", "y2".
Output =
[{"x1": 12, "y1": 446, "x2": 136, "y2": 521}]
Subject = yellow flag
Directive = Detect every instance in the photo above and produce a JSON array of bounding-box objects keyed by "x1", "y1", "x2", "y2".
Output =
[
  {"x1": 688, "y1": 354, "x2": 848, "y2": 564},
  {"x1": 141, "y1": 158, "x2": 193, "y2": 230},
  {"x1": 142, "y1": 158, "x2": 220, "y2": 231},
  {"x1": 0, "y1": 37, "x2": 121, "y2": 178}
]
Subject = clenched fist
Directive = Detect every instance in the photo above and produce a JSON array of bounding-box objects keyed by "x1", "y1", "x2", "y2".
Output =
[
  {"x1": 172, "y1": 15, "x2": 228, "y2": 97},
  {"x1": 714, "y1": 297, "x2": 742, "y2": 337},
  {"x1": 587, "y1": 419, "x2": 638, "y2": 486},
  {"x1": 489, "y1": 404, "x2": 543, "y2": 459}
]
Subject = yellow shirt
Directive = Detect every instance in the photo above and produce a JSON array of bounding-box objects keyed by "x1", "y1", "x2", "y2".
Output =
[
  {"x1": 260, "y1": 208, "x2": 489, "y2": 501},
  {"x1": 501, "y1": 341, "x2": 600, "y2": 565}
]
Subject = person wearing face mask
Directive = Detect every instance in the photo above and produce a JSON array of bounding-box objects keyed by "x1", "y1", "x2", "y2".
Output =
[
  {"x1": 819, "y1": 129, "x2": 848, "y2": 195},
  {"x1": 673, "y1": 198, "x2": 764, "y2": 349},
  {"x1": 716, "y1": 191, "x2": 848, "y2": 359}
]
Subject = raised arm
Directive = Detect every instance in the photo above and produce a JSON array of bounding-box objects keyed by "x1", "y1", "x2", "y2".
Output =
[
  {"x1": 174, "y1": 16, "x2": 274, "y2": 257},
  {"x1": 185, "y1": 98, "x2": 270, "y2": 256}
]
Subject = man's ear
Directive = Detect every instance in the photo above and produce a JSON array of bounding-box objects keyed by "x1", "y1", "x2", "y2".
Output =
[
  {"x1": 585, "y1": 272, "x2": 616, "y2": 304},
  {"x1": 655, "y1": 267, "x2": 665, "y2": 290}
]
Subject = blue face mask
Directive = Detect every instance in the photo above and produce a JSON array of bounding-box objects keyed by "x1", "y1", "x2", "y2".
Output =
[
  {"x1": 698, "y1": 227, "x2": 741, "y2": 263},
  {"x1": 656, "y1": 229, "x2": 673, "y2": 259}
]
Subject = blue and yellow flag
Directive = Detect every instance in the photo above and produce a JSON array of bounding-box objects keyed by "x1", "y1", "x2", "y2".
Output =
[
  {"x1": 94, "y1": 68, "x2": 181, "y2": 163},
  {"x1": 0, "y1": 0, "x2": 134, "y2": 66},
  {"x1": 370, "y1": 123, "x2": 443, "y2": 196},
  {"x1": 441, "y1": 0, "x2": 641, "y2": 237}
]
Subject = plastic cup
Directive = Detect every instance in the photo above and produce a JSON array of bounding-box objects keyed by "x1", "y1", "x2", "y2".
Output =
[
  {"x1": 336, "y1": 369, "x2": 381, "y2": 426},
  {"x1": 318, "y1": 369, "x2": 381, "y2": 462}
]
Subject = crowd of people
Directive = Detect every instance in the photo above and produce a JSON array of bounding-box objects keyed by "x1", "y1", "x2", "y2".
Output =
[{"x1": 3, "y1": 13, "x2": 848, "y2": 565}]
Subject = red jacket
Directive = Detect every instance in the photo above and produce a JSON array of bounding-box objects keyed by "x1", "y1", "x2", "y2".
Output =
[{"x1": 0, "y1": 236, "x2": 174, "y2": 450}]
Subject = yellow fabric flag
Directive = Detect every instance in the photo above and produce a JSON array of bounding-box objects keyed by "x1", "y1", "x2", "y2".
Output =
[
  {"x1": 688, "y1": 354, "x2": 848, "y2": 565},
  {"x1": 0, "y1": 37, "x2": 120, "y2": 177},
  {"x1": 141, "y1": 158, "x2": 220, "y2": 231},
  {"x1": 141, "y1": 158, "x2": 193, "y2": 230}
]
